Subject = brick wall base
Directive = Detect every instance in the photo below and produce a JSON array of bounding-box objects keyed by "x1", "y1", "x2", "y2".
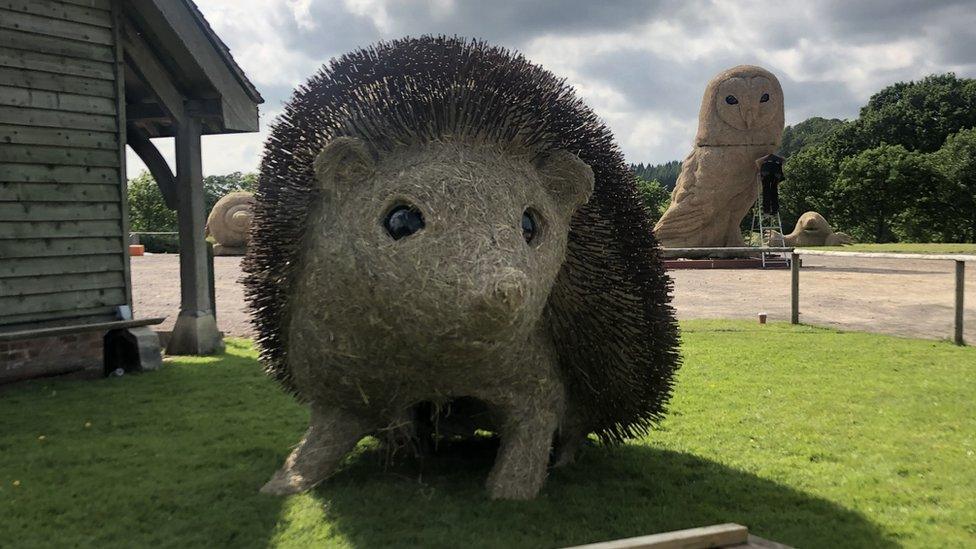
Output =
[{"x1": 0, "y1": 332, "x2": 104, "y2": 385}]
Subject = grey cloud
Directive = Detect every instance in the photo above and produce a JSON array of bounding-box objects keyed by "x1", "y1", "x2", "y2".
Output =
[{"x1": 200, "y1": 0, "x2": 976, "y2": 166}]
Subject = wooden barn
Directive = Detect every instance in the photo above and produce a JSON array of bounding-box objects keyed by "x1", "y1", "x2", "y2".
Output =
[{"x1": 0, "y1": 0, "x2": 263, "y2": 383}]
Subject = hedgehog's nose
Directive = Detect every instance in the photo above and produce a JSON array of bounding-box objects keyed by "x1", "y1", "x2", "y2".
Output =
[{"x1": 472, "y1": 269, "x2": 528, "y2": 326}]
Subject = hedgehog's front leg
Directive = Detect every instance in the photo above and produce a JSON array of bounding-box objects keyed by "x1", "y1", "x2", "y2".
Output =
[
  {"x1": 485, "y1": 385, "x2": 562, "y2": 500},
  {"x1": 260, "y1": 403, "x2": 370, "y2": 495}
]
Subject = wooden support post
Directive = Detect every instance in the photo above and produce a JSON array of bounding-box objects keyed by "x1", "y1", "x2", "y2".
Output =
[
  {"x1": 791, "y1": 251, "x2": 800, "y2": 325},
  {"x1": 955, "y1": 260, "x2": 965, "y2": 346},
  {"x1": 167, "y1": 116, "x2": 222, "y2": 355}
]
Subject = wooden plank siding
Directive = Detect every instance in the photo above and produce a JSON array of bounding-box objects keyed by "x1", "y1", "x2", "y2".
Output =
[
  {"x1": 0, "y1": 124, "x2": 118, "y2": 149},
  {"x1": 0, "y1": 66, "x2": 115, "y2": 97},
  {"x1": 0, "y1": 0, "x2": 128, "y2": 331}
]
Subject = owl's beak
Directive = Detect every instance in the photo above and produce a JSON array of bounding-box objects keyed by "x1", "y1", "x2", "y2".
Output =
[{"x1": 743, "y1": 107, "x2": 756, "y2": 129}]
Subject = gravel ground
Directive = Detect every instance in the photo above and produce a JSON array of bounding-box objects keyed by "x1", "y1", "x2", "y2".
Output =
[{"x1": 132, "y1": 253, "x2": 976, "y2": 343}]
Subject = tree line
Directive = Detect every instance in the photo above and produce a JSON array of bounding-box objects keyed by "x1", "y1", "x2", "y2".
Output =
[
  {"x1": 128, "y1": 171, "x2": 256, "y2": 251},
  {"x1": 634, "y1": 73, "x2": 976, "y2": 242},
  {"x1": 130, "y1": 73, "x2": 976, "y2": 246}
]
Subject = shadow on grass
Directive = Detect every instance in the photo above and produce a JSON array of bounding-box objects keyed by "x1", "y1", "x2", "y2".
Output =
[
  {"x1": 0, "y1": 341, "x2": 895, "y2": 548},
  {"x1": 299, "y1": 438, "x2": 897, "y2": 548}
]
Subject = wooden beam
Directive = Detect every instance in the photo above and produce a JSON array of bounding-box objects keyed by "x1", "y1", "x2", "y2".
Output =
[
  {"x1": 0, "y1": 254, "x2": 124, "y2": 278},
  {"x1": 0, "y1": 270, "x2": 125, "y2": 297},
  {"x1": 0, "y1": 46, "x2": 114, "y2": 80},
  {"x1": 0, "y1": 316, "x2": 164, "y2": 343},
  {"x1": 0, "y1": 124, "x2": 118, "y2": 149},
  {"x1": 0, "y1": 236, "x2": 123, "y2": 258},
  {"x1": 121, "y1": 16, "x2": 185, "y2": 123},
  {"x1": 0, "y1": 182, "x2": 121, "y2": 203},
  {"x1": 142, "y1": 0, "x2": 260, "y2": 132},
  {"x1": 795, "y1": 249, "x2": 976, "y2": 262},
  {"x1": 0, "y1": 84, "x2": 116, "y2": 115},
  {"x1": 111, "y1": 0, "x2": 133, "y2": 313},
  {"x1": 168, "y1": 115, "x2": 221, "y2": 355},
  {"x1": 955, "y1": 260, "x2": 966, "y2": 346},
  {"x1": 791, "y1": 251, "x2": 800, "y2": 324},
  {"x1": 126, "y1": 124, "x2": 177, "y2": 209},
  {"x1": 0, "y1": 202, "x2": 121, "y2": 222},
  {"x1": 3, "y1": 0, "x2": 114, "y2": 28},
  {"x1": 0, "y1": 7, "x2": 114, "y2": 45},
  {"x1": 0, "y1": 28, "x2": 115, "y2": 62},
  {"x1": 0, "y1": 105, "x2": 116, "y2": 132},
  {"x1": 0, "y1": 219, "x2": 122, "y2": 239},
  {"x1": 0, "y1": 144, "x2": 120, "y2": 167},
  {"x1": 563, "y1": 523, "x2": 750, "y2": 549}
]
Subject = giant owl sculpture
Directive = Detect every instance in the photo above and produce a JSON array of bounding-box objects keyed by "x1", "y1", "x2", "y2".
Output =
[{"x1": 654, "y1": 65, "x2": 784, "y2": 248}]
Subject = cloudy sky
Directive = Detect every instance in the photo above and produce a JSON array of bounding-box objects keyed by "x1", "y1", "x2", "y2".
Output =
[{"x1": 126, "y1": 0, "x2": 976, "y2": 178}]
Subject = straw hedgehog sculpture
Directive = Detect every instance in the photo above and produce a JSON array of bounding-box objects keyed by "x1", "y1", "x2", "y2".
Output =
[{"x1": 243, "y1": 36, "x2": 680, "y2": 500}]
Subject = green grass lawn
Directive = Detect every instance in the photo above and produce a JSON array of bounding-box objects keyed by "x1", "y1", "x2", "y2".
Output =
[
  {"x1": 2, "y1": 321, "x2": 975, "y2": 548},
  {"x1": 813, "y1": 242, "x2": 976, "y2": 255}
]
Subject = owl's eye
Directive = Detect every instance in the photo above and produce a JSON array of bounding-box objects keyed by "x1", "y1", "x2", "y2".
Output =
[
  {"x1": 760, "y1": 93, "x2": 770, "y2": 103},
  {"x1": 522, "y1": 209, "x2": 537, "y2": 244},
  {"x1": 384, "y1": 204, "x2": 424, "y2": 240},
  {"x1": 725, "y1": 95, "x2": 738, "y2": 105}
]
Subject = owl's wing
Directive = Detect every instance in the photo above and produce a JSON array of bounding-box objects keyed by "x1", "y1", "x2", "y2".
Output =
[{"x1": 652, "y1": 151, "x2": 708, "y2": 245}]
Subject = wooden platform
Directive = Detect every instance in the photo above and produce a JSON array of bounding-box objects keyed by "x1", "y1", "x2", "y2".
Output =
[
  {"x1": 562, "y1": 523, "x2": 793, "y2": 549},
  {"x1": 664, "y1": 258, "x2": 790, "y2": 270}
]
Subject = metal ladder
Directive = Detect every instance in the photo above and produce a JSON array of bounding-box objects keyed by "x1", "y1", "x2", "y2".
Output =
[{"x1": 749, "y1": 173, "x2": 785, "y2": 268}]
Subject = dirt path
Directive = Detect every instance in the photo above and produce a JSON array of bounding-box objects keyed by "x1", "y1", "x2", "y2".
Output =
[{"x1": 132, "y1": 254, "x2": 976, "y2": 343}]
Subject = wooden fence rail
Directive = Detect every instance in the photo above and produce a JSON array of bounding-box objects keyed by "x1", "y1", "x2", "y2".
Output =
[{"x1": 660, "y1": 247, "x2": 973, "y2": 346}]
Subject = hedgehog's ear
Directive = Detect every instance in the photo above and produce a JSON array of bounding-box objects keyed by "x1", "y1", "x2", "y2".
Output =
[
  {"x1": 312, "y1": 137, "x2": 375, "y2": 196},
  {"x1": 535, "y1": 150, "x2": 594, "y2": 211}
]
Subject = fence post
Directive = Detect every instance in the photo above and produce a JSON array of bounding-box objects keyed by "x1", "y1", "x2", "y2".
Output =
[
  {"x1": 791, "y1": 252, "x2": 800, "y2": 324},
  {"x1": 955, "y1": 260, "x2": 965, "y2": 345}
]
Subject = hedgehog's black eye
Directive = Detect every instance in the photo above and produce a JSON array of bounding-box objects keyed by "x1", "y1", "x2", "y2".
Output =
[
  {"x1": 384, "y1": 204, "x2": 424, "y2": 240},
  {"x1": 522, "y1": 209, "x2": 537, "y2": 244},
  {"x1": 725, "y1": 95, "x2": 738, "y2": 105},
  {"x1": 760, "y1": 93, "x2": 770, "y2": 103}
]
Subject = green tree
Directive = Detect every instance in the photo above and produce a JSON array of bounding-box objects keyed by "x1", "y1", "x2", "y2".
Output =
[
  {"x1": 780, "y1": 145, "x2": 839, "y2": 230},
  {"x1": 631, "y1": 160, "x2": 681, "y2": 191},
  {"x1": 779, "y1": 117, "x2": 845, "y2": 158},
  {"x1": 931, "y1": 128, "x2": 976, "y2": 241},
  {"x1": 126, "y1": 170, "x2": 176, "y2": 232},
  {"x1": 203, "y1": 171, "x2": 258, "y2": 212},
  {"x1": 844, "y1": 73, "x2": 976, "y2": 155},
  {"x1": 831, "y1": 145, "x2": 924, "y2": 243},
  {"x1": 635, "y1": 176, "x2": 670, "y2": 224}
]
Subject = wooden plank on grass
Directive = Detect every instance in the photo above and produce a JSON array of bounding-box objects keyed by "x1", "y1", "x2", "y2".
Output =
[
  {"x1": 0, "y1": 163, "x2": 118, "y2": 183},
  {"x1": 0, "y1": 201, "x2": 120, "y2": 221},
  {"x1": 562, "y1": 523, "x2": 750, "y2": 549},
  {"x1": 0, "y1": 253, "x2": 123, "y2": 277},
  {"x1": 0, "y1": 286, "x2": 126, "y2": 317},
  {"x1": 0, "y1": 124, "x2": 117, "y2": 149},
  {"x1": 0, "y1": 66, "x2": 115, "y2": 97},
  {"x1": 0, "y1": 270, "x2": 123, "y2": 296},
  {"x1": 0, "y1": 182, "x2": 121, "y2": 202}
]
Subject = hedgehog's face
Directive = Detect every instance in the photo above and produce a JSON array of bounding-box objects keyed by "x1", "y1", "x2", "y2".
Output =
[{"x1": 296, "y1": 137, "x2": 593, "y2": 358}]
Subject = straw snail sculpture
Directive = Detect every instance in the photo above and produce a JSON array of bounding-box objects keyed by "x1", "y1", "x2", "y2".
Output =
[
  {"x1": 206, "y1": 191, "x2": 255, "y2": 255},
  {"x1": 243, "y1": 36, "x2": 680, "y2": 500}
]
